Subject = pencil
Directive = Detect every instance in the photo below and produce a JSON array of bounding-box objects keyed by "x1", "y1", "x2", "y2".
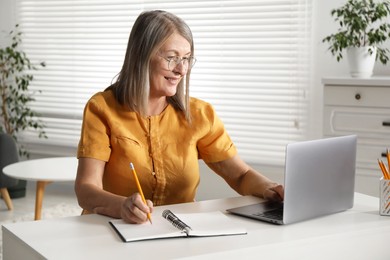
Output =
[
  {"x1": 378, "y1": 159, "x2": 387, "y2": 179},
  {"x1": 387, "y1": 149, "x2": 390, "y2": 176},
  {"x1": 384, "y1": 160, "x2": 390, "y2": 180},
  {"x1": 130, "y1": 162, "x2": 152, "y2": 224},
  {"x1": 378, "y1": 159, "x2": 390, "y2": 180}
]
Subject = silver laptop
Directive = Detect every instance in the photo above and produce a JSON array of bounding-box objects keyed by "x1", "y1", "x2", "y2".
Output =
[{"x1": 227, "y1": 135, "x2": 357, "y2": 225}]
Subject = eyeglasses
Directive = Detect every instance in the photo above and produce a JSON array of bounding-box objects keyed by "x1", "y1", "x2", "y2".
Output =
[{"x1": 159, "y1": 55, "x2": 196, "y2": 70}]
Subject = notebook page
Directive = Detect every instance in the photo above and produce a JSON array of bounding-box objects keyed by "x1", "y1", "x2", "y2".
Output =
[
  {"x1": 109, "y1": 216, "x2": 186, "y2": 242},
  {"x1": 175, "y1": 211, "x2": 247, "y2": 237}
]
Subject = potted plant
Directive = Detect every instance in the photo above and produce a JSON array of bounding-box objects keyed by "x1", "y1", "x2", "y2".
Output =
[
  {"x1": 322, "y1": 0, "x2": 390, "y2": 78},
  {"x1": 0, "y1": 24, "x2": 47, "y2": 197}
]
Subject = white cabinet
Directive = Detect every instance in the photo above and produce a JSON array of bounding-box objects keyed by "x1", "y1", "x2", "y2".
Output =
[{"x1": 323, "y1": 77, "x2": 390, "y2": 179}]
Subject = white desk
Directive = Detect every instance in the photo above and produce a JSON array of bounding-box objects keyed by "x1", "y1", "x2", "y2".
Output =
[
  {"x1": 2, "y1": 193, "x2": 389, "y2": 260},
  {"x1": 2, "y1": 157, "x2": 77, "y2": 220}
]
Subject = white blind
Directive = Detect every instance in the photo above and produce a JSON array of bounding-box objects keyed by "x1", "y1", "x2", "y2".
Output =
[{"x1": 16, "y1": 0, "x2": 312, "y2": 165}]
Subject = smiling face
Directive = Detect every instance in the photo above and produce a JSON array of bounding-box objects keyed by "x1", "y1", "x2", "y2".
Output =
[{"x1": 149, "y1": 33, "x2": 191, "y2": 100}]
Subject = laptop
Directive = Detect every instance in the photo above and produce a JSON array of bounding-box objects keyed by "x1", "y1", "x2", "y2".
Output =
[{"x1": 227, "y1": 135, "x2": 357, "y2": 225}]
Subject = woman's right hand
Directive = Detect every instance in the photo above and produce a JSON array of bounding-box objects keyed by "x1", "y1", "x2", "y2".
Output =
[{"x1": 120, "y1": 193, "x2": 153, "y2": 224}]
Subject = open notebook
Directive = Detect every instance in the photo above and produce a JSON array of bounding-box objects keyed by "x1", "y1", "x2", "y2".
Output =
[{"x1": 109, "y1": 210, "x2": 247, "y2": 242}]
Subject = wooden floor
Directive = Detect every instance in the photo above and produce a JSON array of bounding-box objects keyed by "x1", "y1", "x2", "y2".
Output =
[{"x1": 0, "y1": 181, "x2": 79, "y2": 222}]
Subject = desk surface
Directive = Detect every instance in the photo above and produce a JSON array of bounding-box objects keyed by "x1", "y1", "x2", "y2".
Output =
[
  {"x1": 2, "y1": 193, "x2": 389, "y2": 260},
  {"x1": 3, "y1": 157, "x2": 77, "y2": 182}
]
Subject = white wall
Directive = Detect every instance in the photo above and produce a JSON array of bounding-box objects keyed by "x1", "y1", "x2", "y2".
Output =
[
  {"x1": 1, "y1": 1, "x2": 386, "y2": 199},
  {"x1": 0, "y1": 0, "x2": 16, "y2": 45}
]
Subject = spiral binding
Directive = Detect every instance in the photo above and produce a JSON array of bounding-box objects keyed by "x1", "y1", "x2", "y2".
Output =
[{"x1": 162, "y1": 209, "x2": 192, "y2": 232}]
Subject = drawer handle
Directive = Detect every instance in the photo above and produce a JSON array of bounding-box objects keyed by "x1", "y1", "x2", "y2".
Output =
[
  {"x1": 383, "y1": 121, "x2": 390, "y2": 127},
  {"x1": 355, "y1": 93, "x2": 361, "y2": 100}
]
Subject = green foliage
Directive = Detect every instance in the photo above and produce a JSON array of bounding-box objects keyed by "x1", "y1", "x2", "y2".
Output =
[
  {"x1": 322, "y1": 0, "x2": 390, "y2": 64},
  {"x1": 0, "y1": 24, "x2": 47, "y2": 157}
]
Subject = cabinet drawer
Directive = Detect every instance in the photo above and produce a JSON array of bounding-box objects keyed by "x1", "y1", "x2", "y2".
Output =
[
  {"x1": 324, "y1": 106, "x2": 390, "y2": 138},
  {"x1": 358, "y1": 142, "x2": 388, "y2": 164},
  {"x1": 356, "y1": 142, "x2": 388, "y2": 177},
  {"x1": 324, "y1": 86, "x2": 390, "y2": 108}
]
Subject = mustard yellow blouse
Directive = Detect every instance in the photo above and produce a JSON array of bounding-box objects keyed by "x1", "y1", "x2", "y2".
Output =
[{"x1": 77, "y1": 90, "x2": 237, "y2": 206}]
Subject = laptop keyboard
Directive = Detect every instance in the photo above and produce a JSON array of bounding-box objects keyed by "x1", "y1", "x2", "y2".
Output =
[{"x1": 252, "y1": 207, "x2": 283, "y2": 220}]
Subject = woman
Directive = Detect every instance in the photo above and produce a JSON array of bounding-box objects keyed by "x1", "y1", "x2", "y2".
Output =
[{"x1": 75, "y1": 10, "x2": 284, "y2": 224}]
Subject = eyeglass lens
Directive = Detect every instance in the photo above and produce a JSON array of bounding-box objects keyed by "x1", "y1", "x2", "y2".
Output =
[{"x1": 168, "y1": 57, "x2": 196, "y2": 70}]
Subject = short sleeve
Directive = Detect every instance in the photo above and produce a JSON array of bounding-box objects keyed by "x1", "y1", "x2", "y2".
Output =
[
  {"x1": 77, "y1": 93, "x2": 111, "y2": 161},
  {"x1": 196, "y1": 102, "x2": 237, "y2": 163}
]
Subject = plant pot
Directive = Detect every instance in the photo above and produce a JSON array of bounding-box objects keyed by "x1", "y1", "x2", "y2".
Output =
[{"x1": 347, "y1": 46, "x2": 377, "y2": 78}]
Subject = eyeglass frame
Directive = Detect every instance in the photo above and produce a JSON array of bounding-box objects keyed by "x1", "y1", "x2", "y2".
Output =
[{"x1": 158, "y1": 55, "x2": 197, "y2": 71}]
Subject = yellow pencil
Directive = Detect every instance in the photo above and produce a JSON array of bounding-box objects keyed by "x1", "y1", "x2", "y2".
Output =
[
  {"x1": 384, "y1": 161, "x2": 390, "y2": 180},
  {"x1": 387, "y1": 149, "x2": 390, "y2": 176},
  {"x1": 378, "y1": 159, "x2": 387, "y2": 179},
  {"x1": 130, "y1": 162, "x2": 152, "y2": 224},
  {"x1": 378, "y1": 159, "x2": 390, "y2": 180}
]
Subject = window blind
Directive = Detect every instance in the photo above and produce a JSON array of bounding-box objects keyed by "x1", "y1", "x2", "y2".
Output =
[{"x1": 16, "y1": 0, "x2": 312, "y2": 165}]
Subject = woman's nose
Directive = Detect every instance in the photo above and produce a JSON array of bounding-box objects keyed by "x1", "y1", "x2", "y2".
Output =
[{"x1": 172, "y1": 61, "x2": 187, "y2": 75}]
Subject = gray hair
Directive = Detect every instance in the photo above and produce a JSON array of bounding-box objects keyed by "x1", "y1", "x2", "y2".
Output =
[{"x1": 108, "y1": 10, "x2": 194, "y2": 122}]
